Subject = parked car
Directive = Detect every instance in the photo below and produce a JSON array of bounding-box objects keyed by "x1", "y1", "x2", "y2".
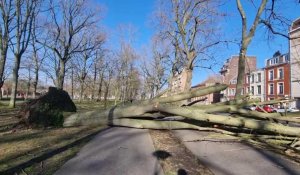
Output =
[
  {"x1": 243, "y1": 105, "x2": 256, "y2": 111},
  {"x1": 276, "y1": 107, "x2": 300, "y2": 113},
  {"x1": 288, "y1": 108, "x2": 300, "y2": 112},
  {"x1": 255, "y1": 105, "x2": 277, "y2": 113}
]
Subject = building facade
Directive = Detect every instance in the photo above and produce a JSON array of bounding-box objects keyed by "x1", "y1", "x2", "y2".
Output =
[
  {"x1": 191, "y1": 75, "x2": 222, "y2": 105},
  {"x1": 290, "y1": 17, "x2": 300, "y2": 108},
  {"x1": 220, "y1": 55, "x2": 257, "y2": 100},
  {"x1": 249, "y1": 69, "x2": 265, "y2": 101},
  {"x1": 265, "y1": 53, "x2": 291, "y2": 101}
]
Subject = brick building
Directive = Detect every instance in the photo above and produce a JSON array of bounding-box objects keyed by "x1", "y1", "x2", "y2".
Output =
[
  {"x1": 190, "y1": 75, "x2": 222, "y2": 105},
  {"x1": 265, "y1": 53, "x2": 290, "y2": 101},
  {"x1": 220, "y1": 55, "x2": 257, "y2": 100},
  {"x1": 290, "y1": 17, "x2": 300, "y2": 108}
]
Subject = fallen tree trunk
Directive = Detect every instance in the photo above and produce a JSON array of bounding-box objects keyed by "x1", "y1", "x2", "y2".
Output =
[
  {"x1": 154, "y1": 106, "x2": 300, "y2": 136},
  {"x1": 141, "y1": 84, "x2": 227, "y2": 104},
  {"x1": 64, "y1": 103, "x2": 300, "y2": 136},
  {"x1": 64, "y1": 83, "x2": 300, "y2": 137}
]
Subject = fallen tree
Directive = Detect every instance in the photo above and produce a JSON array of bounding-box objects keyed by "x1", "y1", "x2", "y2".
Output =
[{"x1": 64, "y1": 83, "x2": 300, "y2": 139}]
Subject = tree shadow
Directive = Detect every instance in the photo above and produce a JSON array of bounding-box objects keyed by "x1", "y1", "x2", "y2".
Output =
[
  {"x1": 152, "y1": 150, "x2": 172, "y2": 160},
  {"x1": 177, "y1": 169, "x2": 188, "y2": 175},
  {"x1": 0, "y1": 127, "x2": 109, "y2": 175}
]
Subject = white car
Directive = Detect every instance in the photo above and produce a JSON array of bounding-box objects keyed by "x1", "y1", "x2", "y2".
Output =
[
  {"x1": 288, "y1": 108, "x2": 300, "y2": 112},
  {"x1": 277, "y1": 107, "x2": 299, "y2": 113}
]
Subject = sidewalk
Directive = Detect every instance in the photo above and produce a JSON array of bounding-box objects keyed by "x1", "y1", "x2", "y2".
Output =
[
  {"x1": 55, "y1": 127, "x2": 164, "y2": 175},
  {"x1": 175, "y1": 130, "x2": 300, "y2": 175}
]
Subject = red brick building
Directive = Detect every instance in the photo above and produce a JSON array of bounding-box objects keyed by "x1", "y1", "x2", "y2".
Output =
[
  {"x1": 220, "y1": 55, "x2": 257, "y2": 100},
  {"x1": 191, "y1": 75, "x2": 222, "y2": 104},
  {"x1": 265, "y1": 53, "x2": 291, "y2": 100}
]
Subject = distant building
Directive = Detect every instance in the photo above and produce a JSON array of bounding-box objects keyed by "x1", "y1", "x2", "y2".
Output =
[
  {"x1": 290, "y1": 17, "x2": 300, "y2": 108},
  {"x1": 265, "y1": 53, "x2": 290, "y2": 101},
  {"x1": 220, "y1": 55, "x2": 257, "y2": 100},
  {"x1": 190, "y1": 75, "x2": 223, "y2": 105},
  {"x1": 249, "y1": 69, "x2": 265, "y2": 101}
]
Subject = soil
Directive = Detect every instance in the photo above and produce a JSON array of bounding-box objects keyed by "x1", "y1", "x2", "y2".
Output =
[{"x1": 149, "y1": 130, "x2": 213, "y2": 175}]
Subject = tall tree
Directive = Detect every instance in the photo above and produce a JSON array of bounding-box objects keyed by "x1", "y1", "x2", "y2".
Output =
[
  {"x1": 235, "y1": 0, "x2": 267, "y2": 99},
  {"x1": 73, "y1": 31, "x2": 105, "y2": 102},
  {"x1": 31, "y1": 12, "x2": 47, "y2": 99},
  {"x1": 40, "y1": 0, "x2": 99, "y2": 89},
  {"x1": 142, "y1": 37, "x2": 170, "y2": 98},
  {"x1": 0, "y1": 0, "x2": 14, "y2": 99},
  {"x1": 9, "y1": 0, "x2": 38, "y2": 107},
  {"x1": 234, "y1": 0, "x2": 298, "y2": 99},
  {"x1": 156, "y1": 0, "x2": 220, "y2": 92}
]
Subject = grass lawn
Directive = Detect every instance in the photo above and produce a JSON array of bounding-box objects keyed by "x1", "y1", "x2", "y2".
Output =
[{"x1": 0, "y1": 100, "x2": 110, "y2": 175}]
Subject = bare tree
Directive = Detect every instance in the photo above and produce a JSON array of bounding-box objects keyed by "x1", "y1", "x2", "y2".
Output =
[
  {"x1": 234, "y1": 0, "x2": 299, "y2": 99},
  {"x1": 235, "y1": 0, "x2": 267, "y2": 99},
  {"x1": 73, "y1": 31, "x2": 105, "y2": 102},
  {"x1": 156, "y1": 0, "x2": 221, "y2": 92},
  {"x1": 142, "y1": 37, "x2": 170, "y2": 98},
  {"x1": 30, "y1": 12, "x2": 47, "y2": 99},
  {"x1": 39, "y1": 0, "x2": 100, "y2": 89},
  {"x1": 9, "y1": 0, "x2": 38, "y2": 107},
  {"x1": 0, "y1": 0, "x2": 14, "y2": 99}
]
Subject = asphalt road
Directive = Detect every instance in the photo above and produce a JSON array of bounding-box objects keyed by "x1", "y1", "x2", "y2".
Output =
[
  {"x1": 175, "y1": 130, "x2": 300, "y2": 175},
  {"x1": 55, "y1": 127, "x2": 164, "y2": 175}
]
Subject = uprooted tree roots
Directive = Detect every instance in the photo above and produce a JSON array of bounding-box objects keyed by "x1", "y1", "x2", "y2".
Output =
[{"x1": 64, "y1": 84, "x2": 300, "y2": 152}]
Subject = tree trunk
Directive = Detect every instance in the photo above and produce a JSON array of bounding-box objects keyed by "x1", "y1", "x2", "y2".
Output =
[
  {"x1": 56, "y1": 59, "x2": 65, "y2": 89},
  {"x1": 33, "y1": 68, "x2": 38, "y2": 99},
  {"x1": 97, "y1": 72, "x2": 104, "y2": 101},
  {"x1": 104, "y1": 81, "x2": 110, "y2": 108},
  {"x1": 0, "y1": 50, "x2": 7, "y2": 100},
  {"x1": 235, "y1": 48, "x2": 247, "y2": 98},
  {"x1": 9, "y1": 54, "x2": 21, "y2": 108},
  {"x1": 71, "y1": 66, "x2": 74, "y2": 99},
  {"x1": 79, "y1": 80, "x2": 84, "y2": 102},
  {"x1": 91, "y1": 64, "x2": 97, "y2": 100},
  {"x1": 25, "y1": 66, "x2": 31, "y2": 99}
]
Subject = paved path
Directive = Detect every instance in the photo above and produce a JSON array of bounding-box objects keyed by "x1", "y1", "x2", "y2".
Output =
[
  {"x1": 175, "y1": 130, "x2": 300, "y2": 175},
  {"x1": 55, "y1": 127, "x2": 163, "y2": 175}
]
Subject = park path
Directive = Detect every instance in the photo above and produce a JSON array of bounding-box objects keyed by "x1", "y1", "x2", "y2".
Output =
[
  {"x1": 175, "y1": 130, "x2": 300, "y2": 175},
  {"x1": 54, "y1": 127, "x2": 164, "y2": 175}
]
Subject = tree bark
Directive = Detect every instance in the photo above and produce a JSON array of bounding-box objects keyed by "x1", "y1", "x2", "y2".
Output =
[
  {"x1": 235, "y1": 0, "x2": 267, "y2": 98},
  {"x1": 33, "y1": 69, "x2": 38, "y2": 99},
  {"x1": 97, "y1": 71, "x2": 104, "y2": 101},
  {"x1": 235, "y1": 48, "x2": 247, "y2": 98},
  {"x1": 56, "y1": 59, "x2": 66, "y2": 89},
  {"x1": 9, "y1": 54, "x2": 21, "y2": 108},
  {"x1": 0, "y1": 50, "x2": 7, "y2": 100}
]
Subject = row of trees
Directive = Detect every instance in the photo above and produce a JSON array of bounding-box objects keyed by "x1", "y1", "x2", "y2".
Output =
[{"x1": 0, "y1": 0, "x2": 298, "y2": 108}]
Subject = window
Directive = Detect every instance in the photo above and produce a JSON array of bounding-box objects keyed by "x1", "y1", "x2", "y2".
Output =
[
  {"x1": 278, "y1": 83, "x2": 284, "y2": 94},
  {"x1": 284, "y1": 55, "x2": 290, "y2": 62},
  {"x1": 269, "y1": 84, "x2": 274, "y2": 95},
  {"x1": 251, "y1": 86, "x2": 254, "y2": 94},
  {"x1": 278, "y1": 68, "x2": 283, "y2": 79},
  {"x1": 257, "y1": 73, "x2": 261, "y2": 82},
  {"x1": 251, "y1": 74, "x2": 254, "y2": 83},
  {"x1": 247, "y1": 75, "x2": 250, "y2": 84},
  {"x1": 230, "y1": 88, "x2": 235, "y2": 96},
  {"x1": 269, "y1": 70, "x2": 274, "y2": 80},
  {"x1": 257, "y1": 85, "x2": 261, "y2": 95},
  {"x1": 230, "y1": 79, "x2": 237, "y2": 84},
  {"x1": 247, "y1": 87, "x2": 250, "y2": 93}
]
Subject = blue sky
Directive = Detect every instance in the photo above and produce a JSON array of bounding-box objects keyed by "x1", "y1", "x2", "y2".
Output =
[{"x1": 99, "y1": 0, "x2": 300, "y2": 86}]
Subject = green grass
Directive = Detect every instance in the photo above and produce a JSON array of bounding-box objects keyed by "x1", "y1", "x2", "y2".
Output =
[{"x1": 0, "y1": 100, "x2": 113, "y2": 175}]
